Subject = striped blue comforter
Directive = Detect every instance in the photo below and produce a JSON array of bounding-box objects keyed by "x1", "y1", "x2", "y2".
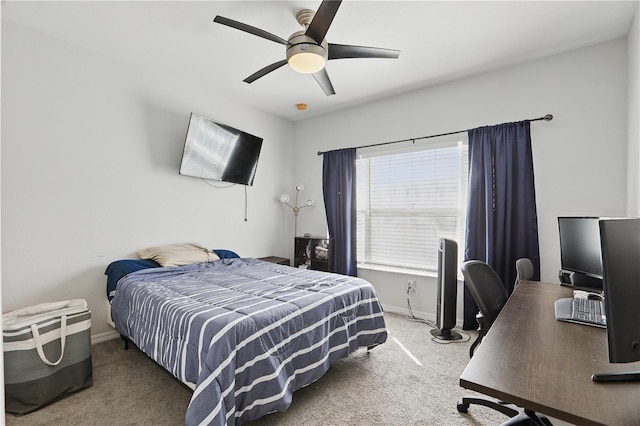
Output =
[{"x1": 110, "y1": 258, "x2": 387, "y2": 425}]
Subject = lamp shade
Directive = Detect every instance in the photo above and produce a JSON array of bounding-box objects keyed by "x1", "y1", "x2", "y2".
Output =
[{"x1": 280, "y1": 194, "x2": 290, "y2": 203}]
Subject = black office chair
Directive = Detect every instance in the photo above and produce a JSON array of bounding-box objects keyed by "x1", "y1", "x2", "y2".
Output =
[
  {"x1": 462, "y1": 260, "x2": 509, "y2": 358},
  {"x1": 458, "y1": 260, "x2": 552, "y2": 426},
  {"x1": 515, "y1": 257, "x2": 534, "y2": 288}
]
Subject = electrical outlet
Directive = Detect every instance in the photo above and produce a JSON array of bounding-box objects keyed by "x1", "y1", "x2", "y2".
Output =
[{"x1": 407, "y1": 280, "x2": 417, "y2": 291}]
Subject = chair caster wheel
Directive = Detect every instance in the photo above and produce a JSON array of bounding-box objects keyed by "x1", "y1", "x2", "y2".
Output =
[{"x1": 457, "y1": 401, "x2": 469, "y2": 413}]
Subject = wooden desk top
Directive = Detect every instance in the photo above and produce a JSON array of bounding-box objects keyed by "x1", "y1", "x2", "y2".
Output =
[{"x1": 459, "y1": 281, "x2": 640, "y2": 426}]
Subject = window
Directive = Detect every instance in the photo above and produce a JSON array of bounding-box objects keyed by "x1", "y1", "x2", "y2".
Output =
[{"x1": 356, "y1": 138, "x2": 468, "y2": 272}]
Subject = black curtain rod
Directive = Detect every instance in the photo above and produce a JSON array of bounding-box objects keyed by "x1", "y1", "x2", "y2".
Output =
[{"x1": 316, "y1": 113, "x2": 553, "y2": 156}]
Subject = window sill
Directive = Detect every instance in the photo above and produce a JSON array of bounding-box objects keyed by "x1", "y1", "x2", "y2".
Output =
[{"x1": 357, "y1": 263, "x2": 437, "y2": 278}]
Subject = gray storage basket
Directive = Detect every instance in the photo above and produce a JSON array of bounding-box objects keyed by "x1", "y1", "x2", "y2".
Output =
[{"x1": 3, "y1": 299, "x2": 93, "y2": 414}]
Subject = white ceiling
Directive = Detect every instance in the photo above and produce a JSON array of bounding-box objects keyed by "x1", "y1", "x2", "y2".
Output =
[{"x1": 2, "y1": 1, "x2": 638, "y2": 122}]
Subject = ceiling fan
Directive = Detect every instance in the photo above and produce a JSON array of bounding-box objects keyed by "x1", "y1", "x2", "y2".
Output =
[{"x1": 213, "y1": 0, "x2": 400, "y2": 96}]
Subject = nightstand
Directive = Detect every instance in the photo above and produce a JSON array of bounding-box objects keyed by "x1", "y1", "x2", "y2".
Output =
[
  {"x1": 294, "y1": 237, "x2": 334, "y2": 272},
  {"x1": 258, "y1": 256, "x2": 290, "y2": 266}
]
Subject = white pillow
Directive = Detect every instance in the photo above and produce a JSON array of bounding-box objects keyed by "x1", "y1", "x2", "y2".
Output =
[{"x1": 137, "y1": 242, "x2": 220, "y2": 267}]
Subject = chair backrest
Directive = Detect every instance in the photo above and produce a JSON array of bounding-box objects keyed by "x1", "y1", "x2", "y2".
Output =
[
  {"x1": 515, "y1": 258, "x2": 534, "y2": 288},
  {"x1": 461, "y1": 260, "x2": 509, "y2": 327}
]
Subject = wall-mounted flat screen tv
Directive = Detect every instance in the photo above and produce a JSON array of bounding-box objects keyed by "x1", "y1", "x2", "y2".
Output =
[{"x1": 179, "y1": 113, "x2": 263, "y2": 186}]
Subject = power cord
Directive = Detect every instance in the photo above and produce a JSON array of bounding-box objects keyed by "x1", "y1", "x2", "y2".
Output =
[
  {"x1": 199, "y1": 179, "x2": 249, "y2": 221},
  {"x1": 199, "y1": 178, "x2": 235, "y2": 189},
  {"x1": 406, "y1": 286, "x2": 436, "y2": 327},
  {"x1": 405, "y1": 284, "x2": 471, "y2": 344}
]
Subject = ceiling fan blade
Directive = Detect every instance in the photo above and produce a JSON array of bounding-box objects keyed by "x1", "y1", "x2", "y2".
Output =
[
  {"x1": 328, "y1": 43, "x2": 400, "y2": 60},
  {"x1": 214, "y1": 16, "x2": 287, "y2": 45},
  {"x1": 306, "y1": 0, "x2": 342, "y2": 44},
  {"x1": 243, "y1": 59, "x2": 288, "y2": 84},
  {"x1": 313, "y1": 68, "x2": 336, "y2": 96}
]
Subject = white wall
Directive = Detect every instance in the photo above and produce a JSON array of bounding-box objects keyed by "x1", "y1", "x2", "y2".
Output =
[
  {"x1": 628, "y1": 4, "x2": 640, "y2": 216},
  {"x1": 0, "y1": 18, "x2": 4, "y2": 420},
  {"x1": 293, "y1": 39, "x2": 629, "y2": 320},
  {"x1": 1, "y1": 22, "x2": 296, "y2": 337}
]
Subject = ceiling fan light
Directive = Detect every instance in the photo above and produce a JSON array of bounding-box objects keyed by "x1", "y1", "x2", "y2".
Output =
[
  {"x1": 288, "y1": 52, "x2": 326, "y2": 74},
  {"x1": 286, "y1": 33, "x2": 328, "y2": 75}
]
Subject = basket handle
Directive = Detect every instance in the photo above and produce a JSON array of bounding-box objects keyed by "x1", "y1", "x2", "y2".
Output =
[{"x1": 31, "y1": 315, "x2": 67, "y2": 366}]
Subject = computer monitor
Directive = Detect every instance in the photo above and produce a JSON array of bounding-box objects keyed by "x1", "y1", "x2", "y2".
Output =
[
  {"x1": 557, "y1": 217, "x2": 603, "y2": 290},
  {"x1": 591, "y1": 218, "x2": 640, "y2": 382}
]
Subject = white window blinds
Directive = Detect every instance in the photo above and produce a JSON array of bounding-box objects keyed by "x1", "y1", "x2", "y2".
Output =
[{"x1": 356, "y1": 138, "x2": 468, "y2": 272}]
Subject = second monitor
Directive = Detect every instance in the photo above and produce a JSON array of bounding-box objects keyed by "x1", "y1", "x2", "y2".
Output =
[{"x1": 558, "y1": 217, "x2": 603, "y2": 290}]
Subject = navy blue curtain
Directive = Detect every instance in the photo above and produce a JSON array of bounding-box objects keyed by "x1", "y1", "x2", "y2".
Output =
[
  {"x1": 322, "y1": 148, "x2": 357, "y2": 276},
  {"x1": 463, "y1": 121, "x2": 541, "y2": 329}
]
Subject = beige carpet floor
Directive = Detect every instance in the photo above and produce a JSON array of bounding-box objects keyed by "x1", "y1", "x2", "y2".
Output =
[{"x1": 5, "y1": 312, "x2": 508, "y2": 425}]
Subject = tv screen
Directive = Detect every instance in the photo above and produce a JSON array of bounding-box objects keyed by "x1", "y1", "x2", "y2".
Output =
[{"x1": 179, "y1": 113, "x2": 263, "y2": 186}]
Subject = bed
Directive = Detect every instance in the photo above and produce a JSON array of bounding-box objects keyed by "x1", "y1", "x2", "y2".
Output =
[{"x1": 106, "y1": 246, "x2": 387, "y2": 425}]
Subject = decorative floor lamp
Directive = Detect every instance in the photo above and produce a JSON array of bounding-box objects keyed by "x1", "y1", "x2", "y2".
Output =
[{"x1": 280, "y1": 184, "x2": 314, "y2": 237}]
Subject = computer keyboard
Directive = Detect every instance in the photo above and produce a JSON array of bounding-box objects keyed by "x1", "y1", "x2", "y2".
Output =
[
  {"x1": 570, "y1": 298, "x2": 606, "y2": 326},
  {"x1": 554, "y1": 297, "x2": 607, "y2": 328}
]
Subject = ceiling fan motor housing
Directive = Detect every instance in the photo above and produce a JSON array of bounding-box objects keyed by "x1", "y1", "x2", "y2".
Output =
[{"x1": 286, "y1": 31, "x2": 328, "y2": 74}]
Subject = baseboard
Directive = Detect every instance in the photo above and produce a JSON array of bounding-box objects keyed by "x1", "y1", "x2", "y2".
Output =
[
  {"x1": 381, "y1": 303, "x2": 436, "y2": 323},
  {"x1": 91, "y1": 329, "x2": 120, "y2": 344},
  {"x1": 381, "y1": 303, "x2": 464, "y2": 329},
  {"x1": 92, "y1": 299, "x2": 120, "y2": 344}
]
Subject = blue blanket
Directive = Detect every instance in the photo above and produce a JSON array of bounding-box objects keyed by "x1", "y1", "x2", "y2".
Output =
[{"x1": 110, "y1": 258, "x2": 387, "y2": 425}]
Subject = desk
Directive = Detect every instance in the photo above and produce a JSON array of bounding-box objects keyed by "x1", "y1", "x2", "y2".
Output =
[{"x1": 459, "y1": 281, "x2": 640, "y2": 426}]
